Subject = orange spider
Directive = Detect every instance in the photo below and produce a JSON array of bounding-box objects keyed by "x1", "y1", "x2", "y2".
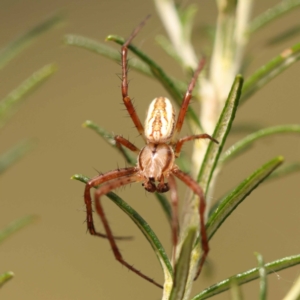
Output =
[{"x1": 83, "y1": 17, "x2": 218, "y2": 289}]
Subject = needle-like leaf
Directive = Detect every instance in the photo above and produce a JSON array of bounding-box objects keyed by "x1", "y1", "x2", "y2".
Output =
[
  {"x1": 0, "y1": 215, "x2": 37, "y2": 245},
  {"x1": 220, "y1": 125, "x2": 300, "y2": 164},
  {"x1": 207, "y1": 156, "x2": 283, "y2": 241},
  {"x1": 255, "y1": 252, "x2": 267, "y2": 300},
  {"x1": 248, "y1": 0, "x2": 300, "y2": 34},
  {"x1": 198, "y1": 75, "x2": 243, "y2": 195},
  {"x1": 169, "y1": 227, "x2": 196, "y2": 300},
  {"x1": 0, "y1": 140, "x2": 33, "y2": 175},
  {"x1": 0, "y1": 272, "x2": 14, "y2": 288},
  {"x1": 64, "y1": 34, "x2": 188, "y2": 94},
  {"x1": 241, "y1": 42, "x2": 300, "y2": 103},
  {"x1": 0, "y1": 64, "x2": 56, "y2": 127},
  {"x1": 191, "y1": 254, "x2": 300, "y2": 300},
  {"x1": 64, "y1": 35, "x2": 153, "y2": 77}
]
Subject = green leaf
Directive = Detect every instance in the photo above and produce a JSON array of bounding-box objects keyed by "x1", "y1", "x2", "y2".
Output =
[
  {"x1": 197, "y1": 75, "x2": 243, "y2": 194},
  {"x1": 106, "y1": 34, "x2": 201, "y2": 130},
  {"x1": 255, "y1": 253, "x2": 267, "y2": 300},
  {"x1": 248, "y1": 0, "x2": 300, "y2": 34},
  {"x1": 0, "y1": 14, "x2": 63, "y2": 69},
  {"x1": 0, "y1": 272, "x2": 14, "y2": 288},
  {"x1": 64, "y1": 34, "x2": 188, "y2": 95},
  {"x1": 82, "y1": 120, "x2": 136, "y2": 165},
  {"x1": 0, "y1": 64, "x2": 56, "y2": 127},
  {"x1": 169, "y1": 227, "x2": 196, "y2": 300},
  {"x1": 0, "y1": 215, "x2": 37, "y2": 244},
  {"x1": 220, "y1": 125, "x2": 300, "y2": 164},
  {"x1": 207, "y1": 156, "x2": 283, "y2": 241},
  {"x1": 191, "y1": 253, "x2": 300, "y2": 300},
  {"x1": 71, "y1": 174, "x2": 173, "y2": 286},
  {"x1": 64, "y1": 35, "x2": 153, "y2": 78},
  {"x1": 209, "y1": 157, "x2": 297, "y2": 219},
  {"x1": 0, "y1": 140, "x2": 33, "y2": 175},
  {"x1": 241, "y1": 42, "x2": 300, "y2": 103}
]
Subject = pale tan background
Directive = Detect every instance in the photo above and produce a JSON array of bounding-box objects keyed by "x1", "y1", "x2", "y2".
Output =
[{"x1": 0, "y1": 0, "x2": 299, "y2": 299}]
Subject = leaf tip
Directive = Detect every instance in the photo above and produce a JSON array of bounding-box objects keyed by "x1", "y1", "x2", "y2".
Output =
[
  {"x1": 236, "y1": 74, "x2": 244, "y2": 82},
  {"x1": 70, "y1": 174, "x2": 78, "y2": 180},
  {"x1": 105, "y1": 35, "x2": 113, "y2": 42},
  {"x1": 83, "y1": 120, "x2": 95, "y2": 129},
  {"x1": 7, "y1": 271, "x2": 14, "y2": 277}
]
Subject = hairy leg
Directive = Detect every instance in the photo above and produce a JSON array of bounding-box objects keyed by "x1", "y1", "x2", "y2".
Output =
[
  {"x1": 84, "y1": 167, "x2": 137, "y2": 239},
  {"x1": 115, "y1": 135, "x2": 140, "y2": 153},
  {"x1": 121, "y1": 16, "x2": 150, "y2": 140},
  {"x1": 174, "y1": 133, "x2": 218, "y2": 157},
  {"x1": 94, "y1": 174, "x2": 163, "y2": 288},
  {"x1": 172, "y1": 58, "x2": 206, "y2": 142}
]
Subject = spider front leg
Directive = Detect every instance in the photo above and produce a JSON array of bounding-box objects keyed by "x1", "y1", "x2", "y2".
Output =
[
  {"x1": 121, "y1": 17, "x2": 150, "y2": 141},
  {"x1": 174, "y1": 134, "x2": 218, "y2": 158},
  {"x1": 171, "y1": 58, "x2": 206, "y2": 143},
  {"x1": 84, "y1": 167, "x2": 137, "y2": 240},
  {"x1": 93, "y1": 174, "x2": 163, "y2": 289},
  {"x1": 172, "y1": 168, "x2": 209, "y2": 280}
]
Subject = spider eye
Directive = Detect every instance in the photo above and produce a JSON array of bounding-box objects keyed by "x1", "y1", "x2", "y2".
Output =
[{"x1": 144, "y1": 97, "x2": 175, "y2": 143}]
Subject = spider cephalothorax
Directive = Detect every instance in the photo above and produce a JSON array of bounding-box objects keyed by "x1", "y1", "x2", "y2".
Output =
[{"x1": 83, "y1": 18, "x2": 218, "y2": 289}]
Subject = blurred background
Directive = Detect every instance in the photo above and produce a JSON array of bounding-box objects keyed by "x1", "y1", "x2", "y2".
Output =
[{"x1": 0, "y1": 0, "x2": 299, "y2": 299}]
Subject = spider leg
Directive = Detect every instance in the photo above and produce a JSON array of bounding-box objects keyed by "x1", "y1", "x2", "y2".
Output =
[
  {"x1": 121, "y1": 16, "x2": 150, "y2": 141},
  {"x1": 167, "y1": 174, "x2": 179, "y2": 263},
  {"x1": 84, "y1": 167, "x2": 138, "y2": 240},
  {"x1": 115, "y1": 135, "x2": 140, "y2": 154},
  {"x1": 174, "y1": 134, "x2": 218, "y2": 157},
  {"x1": 94, "y1": 174, "x2": 163, "y2": 289},
  {"x1": 171, "y1": 168, "x2": 208, "y2": 280},
  {"x1": 172, "y1": 58, "x2": 206, "y2": 143}
]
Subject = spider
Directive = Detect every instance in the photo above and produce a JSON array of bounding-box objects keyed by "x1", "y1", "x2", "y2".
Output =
[{"x1": 83, "y1": 17, "x2": 218, "y2": 289}]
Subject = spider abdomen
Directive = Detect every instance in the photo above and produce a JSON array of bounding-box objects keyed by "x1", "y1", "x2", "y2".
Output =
[
  {"x1": 138, "y1": 143, "x2": 175, "y2": 181},
  {"x1": 144, "y1": 97, "x2": 175, "y2": 143}
]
